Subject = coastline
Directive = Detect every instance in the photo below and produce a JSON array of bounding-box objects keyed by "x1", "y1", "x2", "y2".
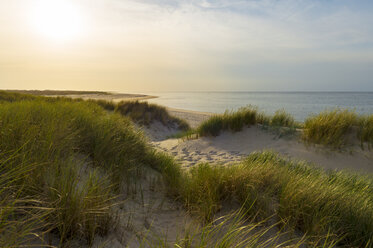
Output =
[{"x1": 49, "y1": 93, "x2": 158, "y2": 102}]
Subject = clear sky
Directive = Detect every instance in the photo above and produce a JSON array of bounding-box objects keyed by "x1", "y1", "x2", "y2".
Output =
[{"x1": 1, "y1": 0, "x2": 373, "y2": 92}]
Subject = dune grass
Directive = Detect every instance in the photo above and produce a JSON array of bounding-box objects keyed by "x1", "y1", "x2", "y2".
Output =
[
  {"x1": 156, "y1": 151, "x2": 373, "y2": 247},
  {"x1": 0, "y1": 95, "x2": 169, "y2": 245},
  {"x1": 358, "y1": 114, "x2": 373, "y2": 149},
  {"x1": 196, "y1": 107, "x2": 373, "y2": 149},
  {"x1": 197, "y1": 106, "x2": 258, "y2": 136},
  {"x1": 271, "y1": 109, "x2": 296, "y2": 127},
  {"x1": 146, "y1": 208, "x2": 338, "y2": 248},
  {"x1": 196, "y1": 106, "x2": 296, "y2": 137},
  {"x1": 115, "y1": 100, "x2": 190, "y2": 130},
  {"x1": 302, "y1": 109, "x2": 365, "y2": 148}
]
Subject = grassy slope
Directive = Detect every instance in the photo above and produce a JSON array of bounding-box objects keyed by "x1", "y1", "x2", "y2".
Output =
[{"x1": 0, "y1": 92, "x2": 170, "y2": 246}]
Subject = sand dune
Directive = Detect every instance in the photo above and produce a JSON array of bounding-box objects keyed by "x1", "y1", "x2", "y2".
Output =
[{"x1": 150, "y1": 109, "x2": 373, "y2": 174}]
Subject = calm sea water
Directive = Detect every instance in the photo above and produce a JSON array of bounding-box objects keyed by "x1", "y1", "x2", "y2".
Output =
[{"x1": 145, "y1": 92, "x2": 373, "y2": 122}]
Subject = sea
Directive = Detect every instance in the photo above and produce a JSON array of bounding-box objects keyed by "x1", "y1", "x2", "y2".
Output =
[{"x1": 144, "y1": 91, "x2": 373, "y2": 122}]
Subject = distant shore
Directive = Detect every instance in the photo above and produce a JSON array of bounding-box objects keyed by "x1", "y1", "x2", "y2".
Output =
[{"x1": 4, "y1": 89, "x2": 158, "y2": 102}]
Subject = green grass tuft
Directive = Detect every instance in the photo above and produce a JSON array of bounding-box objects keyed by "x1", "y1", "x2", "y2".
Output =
[
  {"x1": 303, "y1": 109, "x2": 359, "y2": 148},
  {"x1": 358, "y1": 114, "x2": 373, "y2": 149},
  {"x1": 196, "y1": 106, "x2": 297, "y2": 137},
  {"x1": 270, "y1": 109, "x2": 296, "y2": 127},
  {"x1": 197, "y1": 106, "x2": 258, "y2": 136}
]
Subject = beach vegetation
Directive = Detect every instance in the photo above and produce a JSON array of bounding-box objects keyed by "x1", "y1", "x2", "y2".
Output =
[
  {"x1": 196, "y1": 106, "x2": 297, "y2": 137},
  {"x1": 0, "y1": 95, "x2": 168, "y2": 245},
  {"x1": 157, "y1": 151, "x2": 373, "y2": 247},
  {"x1": 302, "y1": 109, "x2": 359, "y2": 148},
  {"x1": 358, "y1": 114, "x2": 373, "y2": 149},
  {"x1": 197, "y1": 106, "x2": 258, "y2": 136},
  {"x1": 270, "y1": 109, "x2": 296, "y2": 127},
  {"x1": 115, "y1": 100, "x2": 190, "y2": 130}
]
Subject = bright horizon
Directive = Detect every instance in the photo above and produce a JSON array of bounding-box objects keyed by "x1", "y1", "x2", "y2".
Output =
[{"x1": 1, "y1": 0, "x2": 373, "y2": 92}]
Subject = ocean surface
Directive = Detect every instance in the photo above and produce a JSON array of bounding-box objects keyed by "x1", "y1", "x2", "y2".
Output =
[{"x1": 145, "y1": 92, "x2": 373, "y2": 122}]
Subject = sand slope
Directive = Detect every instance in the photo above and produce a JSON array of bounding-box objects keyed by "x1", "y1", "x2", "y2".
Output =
[{"x1": 153, "y1": 126, "x2": 373, "y2": 173}]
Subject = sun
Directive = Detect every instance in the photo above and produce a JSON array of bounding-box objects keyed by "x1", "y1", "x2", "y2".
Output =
[{"x1": 30, "y1": 0, "x2": 84, "y2": 42}]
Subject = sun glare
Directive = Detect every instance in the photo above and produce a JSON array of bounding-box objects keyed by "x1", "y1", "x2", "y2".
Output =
[{"x1": 30, "y1": 0, "x2": 84, "y2": 42}]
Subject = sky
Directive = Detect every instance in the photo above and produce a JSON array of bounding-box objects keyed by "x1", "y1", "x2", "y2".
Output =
[{"x1": 0, "y1": 0, "x2": 373, "y2": 92}]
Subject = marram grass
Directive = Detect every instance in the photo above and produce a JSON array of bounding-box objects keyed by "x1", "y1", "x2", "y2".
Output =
[
  {"x1": 195, "y1": 106, "x2": 373, "y2": 149},
  {"x1": 157, "y1": 151, "x2": 373, "y2": 247},
  {"x1": 115, "y1": 100, "x2": 191, "y2": 130},
  {"x1": 0, "y1": 95, "x2": 170, "y2": 245},
  {"x1": 196, "y1": 106, "x2": 297, "y2": 137}
]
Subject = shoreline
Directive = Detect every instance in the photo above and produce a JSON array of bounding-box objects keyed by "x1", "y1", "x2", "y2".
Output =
[{"x1": 48, "y1": 93, "x2": 158, "y2": 102}]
